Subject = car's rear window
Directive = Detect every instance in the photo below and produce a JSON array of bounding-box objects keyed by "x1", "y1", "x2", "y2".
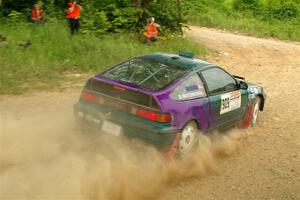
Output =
[{"x1": 101, "y1": 58, "x2": 187, "y2": 91}]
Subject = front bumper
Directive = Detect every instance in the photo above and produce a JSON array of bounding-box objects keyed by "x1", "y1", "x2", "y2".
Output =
[{"x1": 74, "y1": 102, "x2": 179, "y2": 149}]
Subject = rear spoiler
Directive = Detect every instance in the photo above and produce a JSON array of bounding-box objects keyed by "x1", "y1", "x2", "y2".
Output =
[{"x1": 233, "y1": 75, "x2": 245, "y2": 80}]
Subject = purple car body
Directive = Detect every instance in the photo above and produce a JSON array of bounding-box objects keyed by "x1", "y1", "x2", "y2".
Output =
[
  {"x1": 74, "y1": 52, "x2": 266, "y2": 155},
  {"x1": 92, "y1": 73, "x2": 211, "y2": 132}
]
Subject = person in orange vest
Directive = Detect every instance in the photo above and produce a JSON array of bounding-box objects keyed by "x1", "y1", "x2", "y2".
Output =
[
  {"x1": 144, "y1": 17, "x2": 160, "y2": 44},
  {"x1": 31, "y1": 3, "x2": 44, "y2": 23},
  {"x1": 66, "y1": 0, "x2": 82, "y2": 34}
]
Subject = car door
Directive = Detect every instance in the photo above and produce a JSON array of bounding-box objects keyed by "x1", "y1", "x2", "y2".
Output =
[
  {"x1": 170, "y1": 73, "x2": 210, "y2": 131},
  {"x1": 200, "y1": 67, "x2": 248, "y2": 128}
]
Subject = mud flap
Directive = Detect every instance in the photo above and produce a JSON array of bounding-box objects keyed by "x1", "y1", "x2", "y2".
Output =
[
  {"x1": 240, "y1": 104, "x2": 253, "y2": 128},
  {"x1": 162, "y1": 133, "x2": 180, "y2": 158}
]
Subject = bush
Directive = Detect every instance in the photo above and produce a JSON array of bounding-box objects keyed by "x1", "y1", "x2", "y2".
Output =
[
  {"x1": 233, "y1": 0, "x2": 299, "y2": 20},
  {"x1": 7, "y1": 10, "x2": 25, "y2": 24},
  {"x1": 110, "y1": 7, "x2": 143, "y2": 32},
  {"x1": 147, "y1": 0, "x2": 182, "y2": 32},
  {"x1": 233, "y1": 0, "x2": 262, "y2": 11},
  {"x1": 1, "y1": 0, "x2": 184, "y2": 34},
  {"x1": 264, "y1": 0, "x2": 299, "y2": 20},
  {"x1": 184, "y1": 0, "x2": 300, "y2": 41},
  {"x1": 80, "y1": 0, "x2": 183, "y2": 33}
]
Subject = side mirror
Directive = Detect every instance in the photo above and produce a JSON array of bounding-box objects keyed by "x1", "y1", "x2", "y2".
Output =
[{"x1": 239, "y1": 81, "x2": 248, "y2": 90}]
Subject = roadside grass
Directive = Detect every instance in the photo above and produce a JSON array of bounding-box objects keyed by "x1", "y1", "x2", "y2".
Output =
[
  {"x1": 186, "y1": 2, "x2": 300, "y2": 42},
  {"x1": 0, "y1": 21, "x2": 206, "y2": 95}
]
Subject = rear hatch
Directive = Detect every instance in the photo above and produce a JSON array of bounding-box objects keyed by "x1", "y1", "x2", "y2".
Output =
[{"x1": 79, "y1": 78, "x2": 172, "y2": 124}]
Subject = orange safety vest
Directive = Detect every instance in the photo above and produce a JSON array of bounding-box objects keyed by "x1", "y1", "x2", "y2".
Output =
[
  {"x1": 66, "y1": 3, "x2": 80, "y2": 19},
  {"x1": 146, "y1": 23, "x2": 158, "y2": 38},
  {"x1": 31, "y1": 8, "x2": 43, "y2": 20}
]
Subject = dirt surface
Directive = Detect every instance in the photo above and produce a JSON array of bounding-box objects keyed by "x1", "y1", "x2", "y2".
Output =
[{"x1": 1, "y1": 27, "x2": 300, "y2": 200}]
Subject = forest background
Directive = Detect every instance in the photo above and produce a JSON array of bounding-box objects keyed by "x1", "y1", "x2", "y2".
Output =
[{"x1": 0, "y1": 0, "x2": 300, "y2": 94}]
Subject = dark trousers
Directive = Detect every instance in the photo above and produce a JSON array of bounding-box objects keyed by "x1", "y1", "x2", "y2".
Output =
[{"x1": 69, "y1": 18, "x2": 79, "y2": 34}]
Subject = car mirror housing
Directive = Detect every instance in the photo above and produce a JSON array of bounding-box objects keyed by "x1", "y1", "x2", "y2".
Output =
[{"x1": 239, "y1": 81, "x2": 248, "y2": 90}]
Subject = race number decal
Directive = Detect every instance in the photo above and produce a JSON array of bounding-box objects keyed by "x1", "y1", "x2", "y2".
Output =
[{"x1": 220, "y1": 90, "x2": 241, "y2": 115}]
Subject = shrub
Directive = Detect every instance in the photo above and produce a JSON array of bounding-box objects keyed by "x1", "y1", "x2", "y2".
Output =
[
  {"x1": 7, "y1": 10, "x2": 25, "y2": 23},
  {"x1": 264, "y1": 0, "x2": 299, "y2": 20},
  {"x1": 233, "y1": 0, "x2": 262, "y2": 11},
  {"x1": 1, "y1": 0, "x2": 184, "y2": 33}
]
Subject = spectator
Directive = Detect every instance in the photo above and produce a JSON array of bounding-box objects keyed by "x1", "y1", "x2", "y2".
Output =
[
  {"x1": 144, "y1": 17, "x2": 160, "y2": 44},
  {"x1": 31, "y1": 3, "x2": 44, "y2": 23},
  {"x1": 66, "y1": 0, "x2": 82, "y2": 35}
]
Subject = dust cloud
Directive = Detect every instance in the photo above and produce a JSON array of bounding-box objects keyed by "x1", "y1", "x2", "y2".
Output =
[{"x1": 0, "y1": 107, "x2": 252, "y2": 199}]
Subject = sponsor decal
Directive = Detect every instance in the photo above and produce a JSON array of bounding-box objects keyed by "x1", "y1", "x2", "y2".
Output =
[
  {"x1": 178, "y1": 84, "x2": 206, "y2": 100},
  {"x1": 179, "y1": 91, "x2": 202, "y2": 99},
  {"x1": 220, "y1": 90, "x2": 241, "y2": 115},
  {"x1": 185, "y1": 85, "x2": 199, "y2": 92}
]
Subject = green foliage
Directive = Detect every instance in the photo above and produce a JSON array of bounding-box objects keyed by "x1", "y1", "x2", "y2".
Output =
[
  {"x1": 2, "y1": 0, "x2": 300, "y2": 35},
  {"x1": 82, "y1": 0, "x2": 142, "y2": 33},
  {"x1": 1, "y1": 0, "x2": 184, "y2": 33},
  {"x1": 185, "y1": 0, "x2": 300, "y2": 41},
  {"x1": 233, "y1": 0, "x2": 262, "y2": 11},
  {"x1": 0, "y1": 21, "x2": 205, "y2": 94},
  {"x1": 110, "y1": 6, "x2": 143, "y2": 32},
  {"x1": 148, "y1": 0, "x2": 182, "y2": 31},
  {"x1": 79, "y1": 0, "x2": 182, "y2": 33},
  {"x1": 233, "y1": 0, "x2": 299, "y2": 20},
  {"x1": 1, "y1": 0, "x2": 35, "y2": 16},
  {"x1": 80, "y1": 0, "x2": 112, "y2": 33},
  {"x1": 263, "y1": 0, "x2": 299, "y2": 20},
  {"x1": 7, "y1": 10, "x2": 25, "y2": 23}
]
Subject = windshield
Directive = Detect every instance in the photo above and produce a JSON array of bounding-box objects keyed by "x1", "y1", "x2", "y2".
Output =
[{"x1": 102, "y1": 58, "x2": 187, "y2": 90}]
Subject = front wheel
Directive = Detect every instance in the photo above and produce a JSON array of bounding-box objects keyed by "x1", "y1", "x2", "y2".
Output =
[
  {"x1": 251, "y1": 97, "x2": 261, "y2": 127},
  {"x1": 178, "y1": 121, "x2": 199, "y2": 155}
]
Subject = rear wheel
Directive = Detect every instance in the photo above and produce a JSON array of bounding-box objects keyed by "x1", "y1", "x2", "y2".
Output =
[
  {"x1": 178, "y1": 121, "x2": 198, "y2": 155},
  {"x1": 251, "y1": 97, "x2": 261, "y2": 127}
]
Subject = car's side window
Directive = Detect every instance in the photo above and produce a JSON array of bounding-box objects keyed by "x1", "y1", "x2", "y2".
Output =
[
  {"x1": 171, "y1": 74, "x2": 206, "y2": 101},
  {"x1": 201, "y1": 67, "x2": 238, "y2": 95}
]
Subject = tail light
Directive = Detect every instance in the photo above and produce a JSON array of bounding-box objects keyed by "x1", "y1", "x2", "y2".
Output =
[
  {"x1": 82, "y1": 91, "x2": 96, "y2": 101},
  {"x1": 136, "y1": 108, "x2": 172, "y2": 123},
  {"x1": 81, "y1": 91, "x2": 171, "y2": 123},
  {"x1": 81, "y1": 91, "x2": 103, "y2": 103}
]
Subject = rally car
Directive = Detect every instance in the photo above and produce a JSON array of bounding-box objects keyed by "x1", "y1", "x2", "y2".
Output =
[{"x1": 74, "y1": 52, "x2": 266, "y2": 156}]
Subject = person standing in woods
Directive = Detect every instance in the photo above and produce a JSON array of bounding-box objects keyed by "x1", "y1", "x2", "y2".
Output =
[
  {"x1": 66, "y1": 0, "x2": 82, "y2": 34},
  {"x1": 31, "y1": 3, "x2": 44, "y2": 23},
  {"x1": 144, "y1": 17, "x2": 160, "y2": 44}
]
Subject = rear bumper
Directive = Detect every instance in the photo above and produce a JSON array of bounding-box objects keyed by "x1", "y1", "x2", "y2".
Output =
[{"x1": 74, "y1": 102, "x2": 179, "y2": 149}]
